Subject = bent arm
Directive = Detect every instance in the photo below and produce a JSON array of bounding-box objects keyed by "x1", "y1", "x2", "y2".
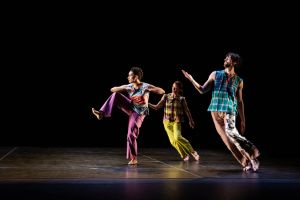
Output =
[
  {"x1": 110, "y1": 84, "x2": 128, "y2": 93},
  {"x1": 148, "y1": 95, "x2": 166, "y2": 110},
  {"x1": 147, "y1": 84, "x2": 165, "y2": 95},
  {"x1": 182, "y1": 70, "x2": 215, "y2": 94}
]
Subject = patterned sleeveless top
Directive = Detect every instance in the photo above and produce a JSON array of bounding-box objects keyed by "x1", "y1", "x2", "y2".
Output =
[
  {"x1": 208, "y1": 70, "x2": 242, "y2": 115},
  {"x1": 163, "y1": 93, "x2": 185, "y2": 122},
  {"x1": 127, "y1": 82, "x2": 150, "y2": 115}
]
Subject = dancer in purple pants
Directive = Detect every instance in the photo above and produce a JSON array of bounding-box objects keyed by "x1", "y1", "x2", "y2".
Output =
[{"x1": 92, "y1": 67, "x2": 165, "y2": 165}]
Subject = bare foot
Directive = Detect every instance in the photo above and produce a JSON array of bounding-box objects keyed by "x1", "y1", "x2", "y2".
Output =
[
  {"x1": 92, "y1": 108, "x2": 103, "y2": 120},
  {"x1": 243, "y1": 162, "x2": 252, "y2": 171},
  {"x1": 128, "y1": 158, "x2": 138, "y2": 165},
  {"x1": 250, "y1": 159, "x2": 260, "y2": 172},
  {"x1": 183, "y1": 155, "x2": 189, "y2": 161},
  {"x1": 191, "y1": 151, "x2": 200, "y2": 161}
]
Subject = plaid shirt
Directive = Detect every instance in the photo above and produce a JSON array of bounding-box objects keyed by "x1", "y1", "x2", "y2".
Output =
[
  {"x1": 208, "y1": 70, "x2": 242, "y2": 115},
  {"x1": 163, "y1": 93, "x2": 185, "y2": 122}
]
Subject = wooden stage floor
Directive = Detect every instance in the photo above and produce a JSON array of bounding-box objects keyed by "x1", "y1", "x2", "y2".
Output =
[{"x1": 0, "y1": 147, "x2": 299, "y2": 199}]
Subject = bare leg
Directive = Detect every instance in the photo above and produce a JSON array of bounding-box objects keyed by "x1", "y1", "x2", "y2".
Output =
[
  {"x1": 211, "y1": 112, "x2": 247, "y2": 167},
  {"x1": 92, "y1": 108, "x2": 103, "y2": 120}
]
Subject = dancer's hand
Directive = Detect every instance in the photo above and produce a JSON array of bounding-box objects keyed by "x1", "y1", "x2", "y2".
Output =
[{"x1": 181, "y1": 70, "x2": 193, "y2": 81}]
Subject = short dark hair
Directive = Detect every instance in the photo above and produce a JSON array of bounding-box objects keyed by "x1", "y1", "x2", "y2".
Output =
[
  {"x1": 226, "y1": 52, "x2": 242, "y2": 68},
  {"x1": 130, "y1": 67, "x2": 143, "y2": 80},
  {"x1": 174, "y1": 81, "x2": 183, "y2": 95}
]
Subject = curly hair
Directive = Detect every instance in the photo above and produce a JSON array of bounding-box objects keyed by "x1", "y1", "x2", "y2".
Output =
[
  {"x1": 226, "y1": 52, "x2": 242, "y2": 68},
  {"x1": 130, "y1": 67, "x2": 143, "y2": 80}
]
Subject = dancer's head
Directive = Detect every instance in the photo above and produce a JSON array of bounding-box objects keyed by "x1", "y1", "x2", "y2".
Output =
[
  {"x1": 172, "y1": 81, "x2": 183, "y2": 96},
  {"x1": 224, "y1": 52, "x2": 242, "y2": 68},
  {"x1": 128, "y1": 66, "x2": 143, "y2": 83}
]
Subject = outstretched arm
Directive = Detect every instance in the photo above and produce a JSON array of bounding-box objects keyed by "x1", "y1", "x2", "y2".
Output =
[
  {"x1": 110, "y1": 85, "x2": 129, "y2": 93},
  {"x1": 182, "y1": 98, "x2": 195, "y2": 129},
  {"x1": 237, "y1": 81, "x2": 246, "y2": 134},
  {"x1": 181, "y1": 70, "x2": 215, "y2": 94},
  {"x1": 147, "y1": 84, "x2": 165, "y2": 95},
  {"x1": 148, "y1": 94, "x2": 166, "y2": 110}
]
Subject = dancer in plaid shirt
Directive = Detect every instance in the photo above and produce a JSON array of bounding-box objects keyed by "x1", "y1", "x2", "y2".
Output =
[
  {"x1": 182, "y1": 53, "x2": 260, "y2": 171},
  {"x1": 149, "y1": 81, "x2": 200, "y2": 161}
]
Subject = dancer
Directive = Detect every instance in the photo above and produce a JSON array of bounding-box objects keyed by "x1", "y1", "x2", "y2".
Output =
[
  {"x1": 182, "y1": 52, "x2": 260, "y2": 171},
  {"x1": 149, "y1": 81, "x2": 200, "y2": 161},
  {"x1": 92, "y1": 66, "x2": 165, "y2": 165}
]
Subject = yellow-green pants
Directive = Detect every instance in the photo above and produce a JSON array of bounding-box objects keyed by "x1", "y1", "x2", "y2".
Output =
[{"x1": 163, "y1": 121, "x2": 195, "y2": 158}]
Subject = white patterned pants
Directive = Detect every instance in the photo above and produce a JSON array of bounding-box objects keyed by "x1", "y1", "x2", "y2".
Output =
[{"x1": 211, "y1": 112, "x2": 260, "y2": 167}]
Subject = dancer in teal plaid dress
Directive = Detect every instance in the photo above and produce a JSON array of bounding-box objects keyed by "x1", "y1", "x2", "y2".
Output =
[{"x1": 182, "y1": 53, "x2": 260, "y2": 171}]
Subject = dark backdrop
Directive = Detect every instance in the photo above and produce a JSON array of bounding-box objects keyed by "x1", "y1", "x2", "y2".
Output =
[{"x1": 2, "y1": 12, "x2": 298, "y2": 157}]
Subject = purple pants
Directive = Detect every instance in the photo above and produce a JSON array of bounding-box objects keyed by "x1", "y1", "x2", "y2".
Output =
[{"x1": 99, "y1": 92, "x2": 145, "y2": 160}]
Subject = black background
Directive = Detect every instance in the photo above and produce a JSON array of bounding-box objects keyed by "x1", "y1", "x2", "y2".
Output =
[{"x1": 2, "y1": 7, "x2": 299, "y2": 157}]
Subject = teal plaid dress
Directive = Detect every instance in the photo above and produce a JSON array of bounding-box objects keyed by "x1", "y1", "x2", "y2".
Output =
[{"x1": 208, "y1": 70, "x2": 242, "y2": 115}]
